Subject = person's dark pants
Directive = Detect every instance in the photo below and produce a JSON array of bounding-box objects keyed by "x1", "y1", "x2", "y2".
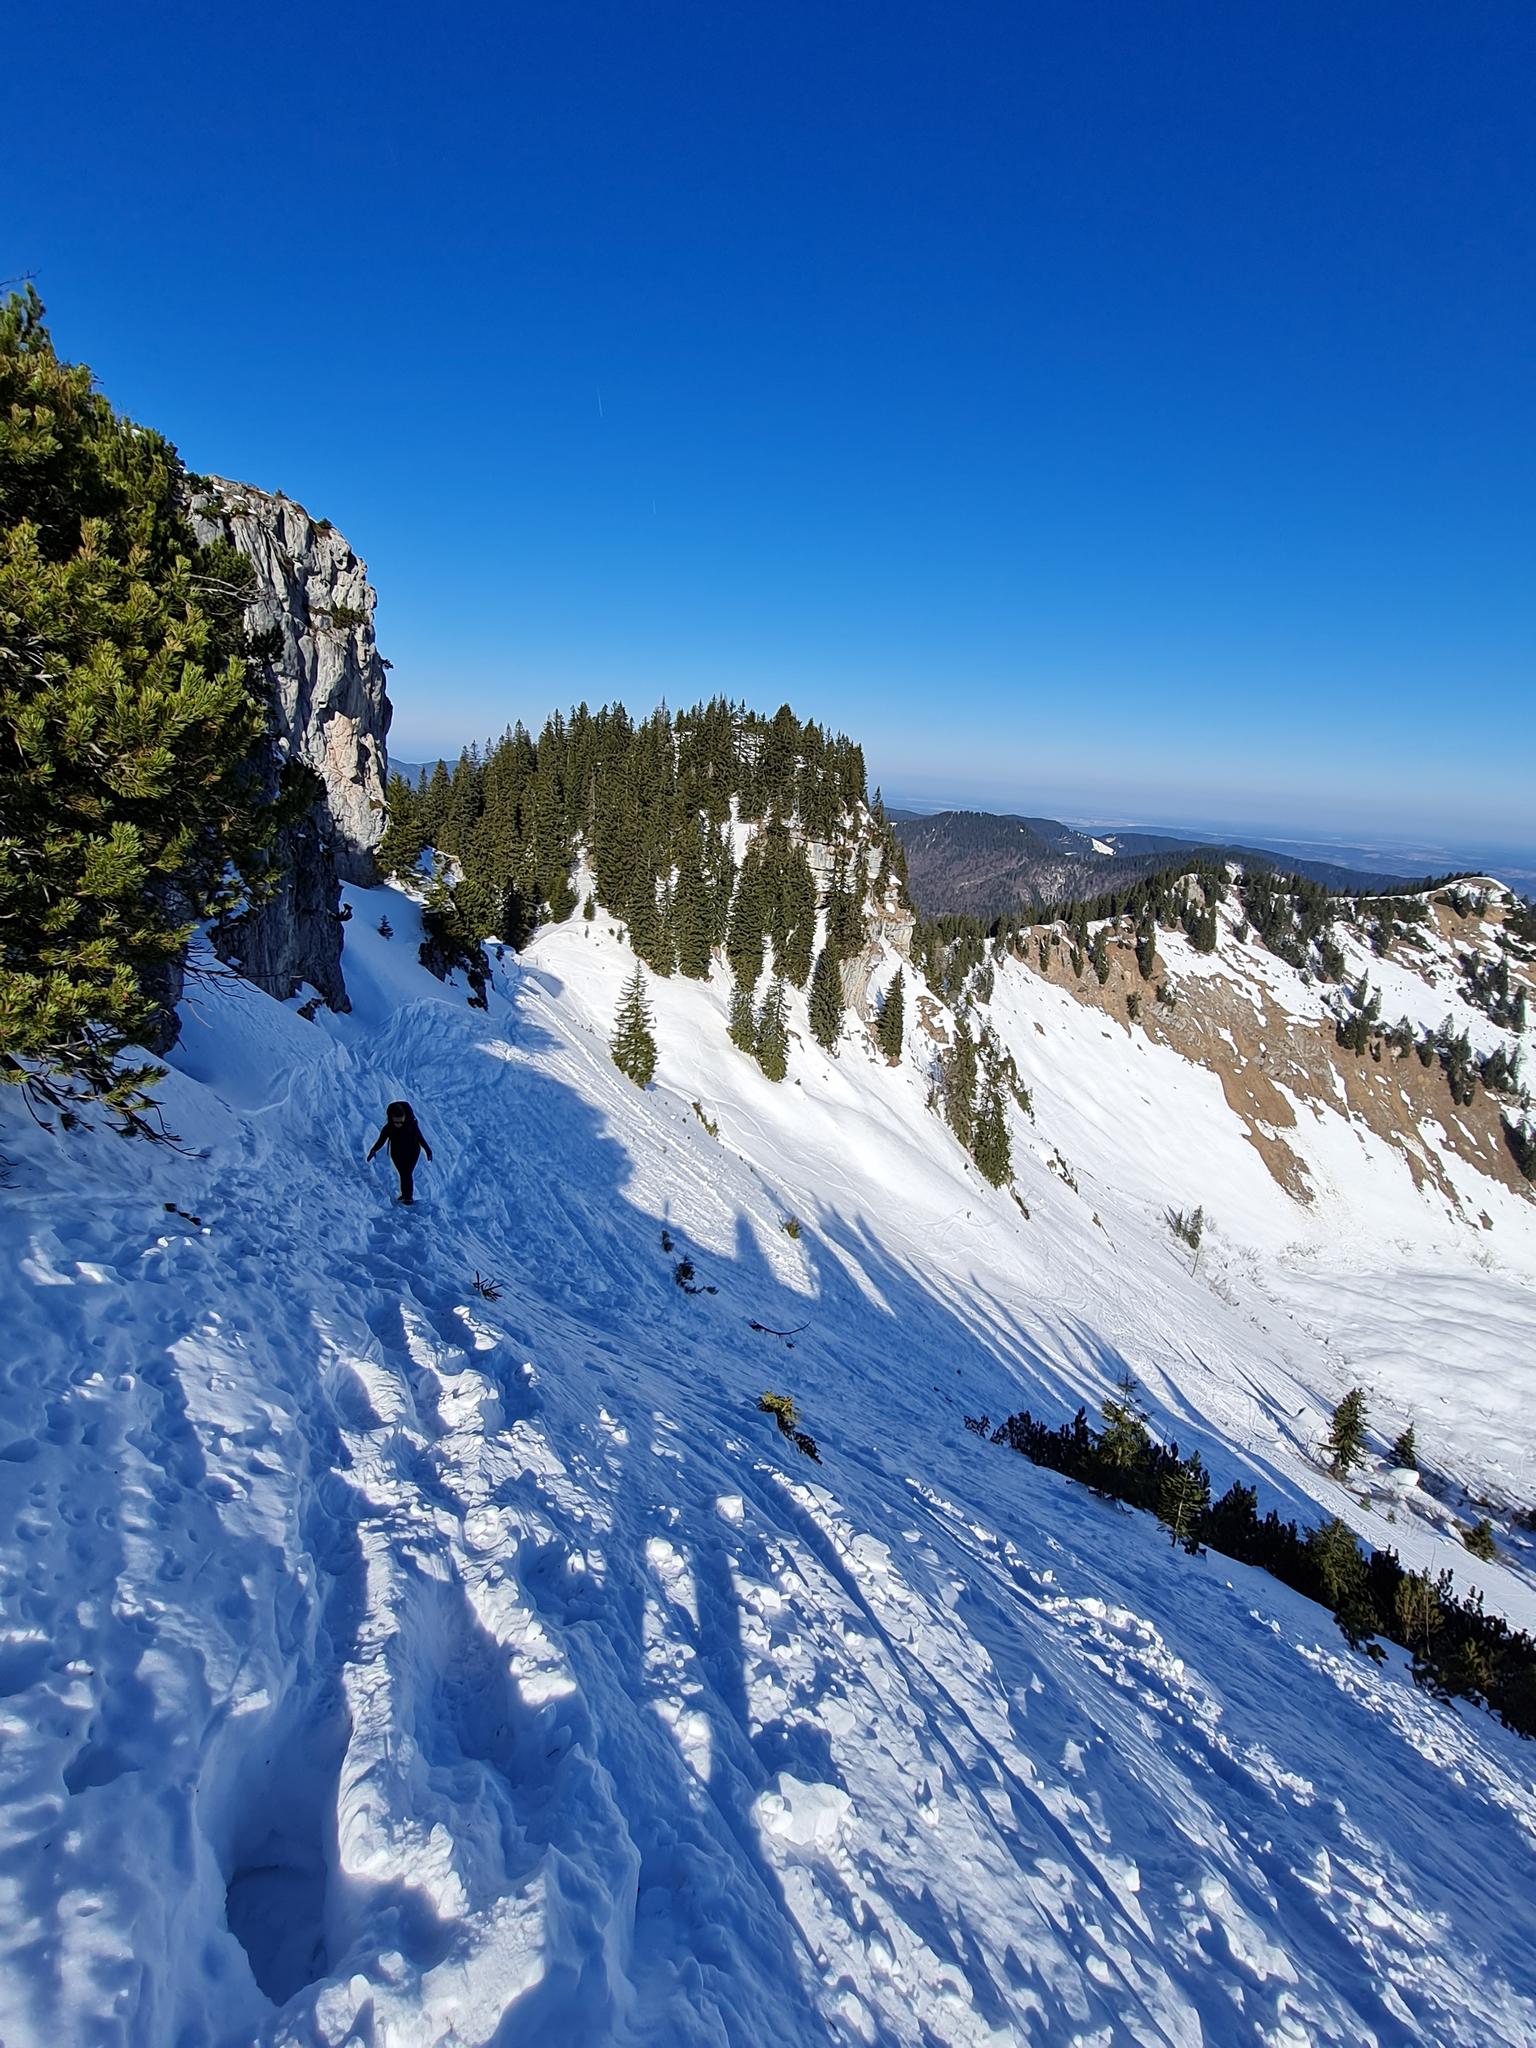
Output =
[{"x1": 388, "y1": 1145, "x2": 421, "y2": 1203}]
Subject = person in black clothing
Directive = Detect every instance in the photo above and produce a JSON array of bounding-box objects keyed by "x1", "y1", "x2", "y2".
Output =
[{"x1": 368, "y1": 1100, "x2": 434, "y2": 1203}]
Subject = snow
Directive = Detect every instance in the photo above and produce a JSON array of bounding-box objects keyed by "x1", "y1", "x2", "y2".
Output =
[{"x1": 2, "y1": 885, "x2": 1535, "y2": 2045}]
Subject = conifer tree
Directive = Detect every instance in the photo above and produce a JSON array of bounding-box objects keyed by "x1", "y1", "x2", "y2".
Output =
[
  {"x1": 0, "y1": 289, "x2": 283, "y2": 1112},
  {"x1": 1098, "y1": 1375, "x2": 1150, "y2": 1467},
  {"x1": 1158, "y1": 1454, "x2": 1211, "y2": 1553},
  {"x1": 672, "y1": 831, "x2": 714, "y2": 978},
  {"x1": 808, "y1": 945, "x2": 843, "y2": 1052},
  {"x1": 972, "y1": 1082, "x2": 1012, "y2": 1186},
  {"x1": 376, "y1": 772, "x2": 425, "y2": 876},
  {"x1": 1135, "y1": 913, "x2": 1158, "y2": 982},
  {"x1": 415, "y1": 759, "x2": 453, "y2": 849},
  {"x1": 942, "y1": 1015, "x2": 978, "y2": 1149},
  {"x1": 628, "y1": 869, "x2": 672, "y2": 975},
  {"x1": 1307, "y1": 1516, "x2": 1378, "y2": 1646},
  {"x1": 1391, "y1": 1422, "x2": 1418, "y2": 1471},
  {"x1": 726, "y1": 845, "x2": 766, "y2": 986},
  {"x1": 610, "y1": 965, "x2": 657, "y2": 1087},
  {"x1": 728, "y1": 981, "x2": 757, "y2": 1054},
  {"x1": 1090, "y1": 926, "x2": 1111, "y2": 985},
  {"x1": 877, "y1": 969, "x2": 905, "y2": 1062},
  {"x1": 1325, "y1": 1388, "x2": 1368, "y2": 1478},
  {"x1": 755, "y1": 979, "x2": 790, "y2": 1082}
]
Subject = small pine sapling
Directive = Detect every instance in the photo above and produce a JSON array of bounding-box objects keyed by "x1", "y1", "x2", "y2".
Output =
[
  {"x1": 611, "y1": 964, "x2": 658, "y2": 1087},
  {"x1": 1391, "y1": 1422, "x2": 1418, "y2": 1470},
  {"x1": 1325, "y1": 1388, "x2": 1368, "y2": 1478},
  {"x1": 1158, "y1": 1455, "x2": 1210, "y2": 1553}
]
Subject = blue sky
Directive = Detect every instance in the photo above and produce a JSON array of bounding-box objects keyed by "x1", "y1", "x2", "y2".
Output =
[{"x1": 9, "y1": 2, "x2": 1533, "y2": 846}]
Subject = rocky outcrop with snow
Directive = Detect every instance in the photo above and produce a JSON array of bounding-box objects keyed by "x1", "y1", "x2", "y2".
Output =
[{"x1": 186, "y1": 479, "x2": 392, "y2": 1013}]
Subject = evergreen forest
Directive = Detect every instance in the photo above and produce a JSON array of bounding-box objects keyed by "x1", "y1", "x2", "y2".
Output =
[{"x1": 377, "y1": 700, "x2": 908, "y2": 990}]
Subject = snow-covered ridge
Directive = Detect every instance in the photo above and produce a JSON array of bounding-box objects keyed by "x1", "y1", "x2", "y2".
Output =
[
  {"x1": 1006, "y1": 875, "x2": 1534, "y2": 1217},
  {"x1": 2, "y1": 885, "x2": 1534, "y2": 2045}
]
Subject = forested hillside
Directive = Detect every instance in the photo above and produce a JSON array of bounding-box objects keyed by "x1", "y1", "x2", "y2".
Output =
[{"x1": 376, "y1": 701, "x2": 909, "y2": 986}]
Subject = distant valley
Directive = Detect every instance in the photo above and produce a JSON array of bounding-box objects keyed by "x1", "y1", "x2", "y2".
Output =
[{"x1": 890, "y1": 806, "x2": 1449, "y2": 917}]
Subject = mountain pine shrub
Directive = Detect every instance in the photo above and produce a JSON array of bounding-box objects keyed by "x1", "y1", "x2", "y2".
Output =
[
  {"x1": 1463, "y1": 1518, "x2": 1498, "y2": 1562},
  {"x1": 0, "y1": 289, "x2": 286, "y2": 1116},
  {"x1": 758, "y1": 1390, "x2": 821, "y2": 1462}
]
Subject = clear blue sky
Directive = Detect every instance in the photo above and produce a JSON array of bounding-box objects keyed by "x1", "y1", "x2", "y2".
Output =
[{"x1": 8, "y1": 2, "x2": 1533, "y2": 846}]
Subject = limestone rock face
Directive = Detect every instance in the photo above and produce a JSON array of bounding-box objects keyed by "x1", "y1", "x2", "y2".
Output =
[
  {"x1": 187, "y1": 479, "x2": 391, "y2": 879},
  {"x1": 182, "y1": 480, "x2": 392, "y2": 1017}
]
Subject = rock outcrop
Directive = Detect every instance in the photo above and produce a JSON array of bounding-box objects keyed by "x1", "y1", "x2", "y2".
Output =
[{"x1": 185, "y1": 480, "x2": 392, "y2": 1015}]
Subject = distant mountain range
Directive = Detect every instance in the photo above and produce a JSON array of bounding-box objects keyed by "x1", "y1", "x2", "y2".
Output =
[{"x1": 889, "y1": 808, "x2": 1436, "y2": 917}]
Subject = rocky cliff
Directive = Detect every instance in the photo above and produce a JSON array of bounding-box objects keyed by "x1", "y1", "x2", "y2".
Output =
[{"x1": 186, "y1": 479, "x2": 392, "y2": 1014}]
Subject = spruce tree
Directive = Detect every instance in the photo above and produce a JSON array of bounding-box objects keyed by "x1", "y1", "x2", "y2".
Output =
[
  {"x1": 1391, "y1": 1423, "x2": 1418, "y2": 1471},
  {"x1": 376, "y1": 772, "x2": 424, "y2": 876},
  {"x1": 728, "y1": 980, "x2": 757, "y2": 1054},
  {"x1": 610, "y1": 964, "x2": 657, "y2": 1087},
  {"x1": 808, "y1": 945, "x2": 843, "y2": 1052},
  {"x1": 726, "y1": 844, "x2": 766, "y2": 985},
  {"x1": 942, "y1": 1015, "x2": 978, "y2": 1149},
  {"x1": 672, "y1": 831, "x2": 714, "y2": 978},
  {"x1": 877, "y1": 969, "x2": 905, "y2": 1062},
  {"x1": 755, "y1": 979, "x2": 789, "y2": 1082},
  {"x1": 0, "y1": 289, "x2": 282, "y2": 1113},
  {"x1": 972, "y1": 1082, "x2": 1012, "y2": 1186},
  {"x1": 1325, "y1": 1388, "x2": 1368, "y2": 1478}
]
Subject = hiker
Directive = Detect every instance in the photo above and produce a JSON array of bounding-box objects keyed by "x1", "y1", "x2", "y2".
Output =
[{"x1": 368, "y1": 1100, "x2": 434, "y2": 1204}]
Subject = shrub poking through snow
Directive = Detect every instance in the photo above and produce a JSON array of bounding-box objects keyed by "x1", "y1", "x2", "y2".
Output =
[
  {"x1": 1325, "y1": 1388, "x2": 1368, "y2": 1479},
  {"x1": 471, "y1": 1271, "x2": 502, "y2": 1301},
  {"x1": 673, "y1": 1257, "x2": 716, "y2": 1295},
  {"x1": 691, "y1": 1100, "x2": 719, "y2": 1138},
  {"x1": 1463, "y1": 1518, "x2": 1498, "y2": 1561},
  {"x1": 758, "y1": 1391, "x2": 821, "y2": 1462},
  {"x1": 782, "y1": 1215, "x2": 801, "y2": 1239},
  {"x1": 1167, "y1": 1205, "x2": 1204, "y2": 1250}
]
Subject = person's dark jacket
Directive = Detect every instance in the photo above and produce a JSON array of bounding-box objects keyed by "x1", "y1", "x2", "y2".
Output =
[{"x1": 368, "y1": 1102, "x2": 433, "y2": 1169}]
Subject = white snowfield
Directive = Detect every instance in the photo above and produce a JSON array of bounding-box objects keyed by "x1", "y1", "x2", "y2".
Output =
[{"x1": 2, "y1": 886, "x2": 1534, "y2": 2047}]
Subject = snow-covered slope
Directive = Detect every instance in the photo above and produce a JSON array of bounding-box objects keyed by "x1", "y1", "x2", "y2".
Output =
[{"x1": 3, "y1": 889, "x2": 1535, "y2": 2046}]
